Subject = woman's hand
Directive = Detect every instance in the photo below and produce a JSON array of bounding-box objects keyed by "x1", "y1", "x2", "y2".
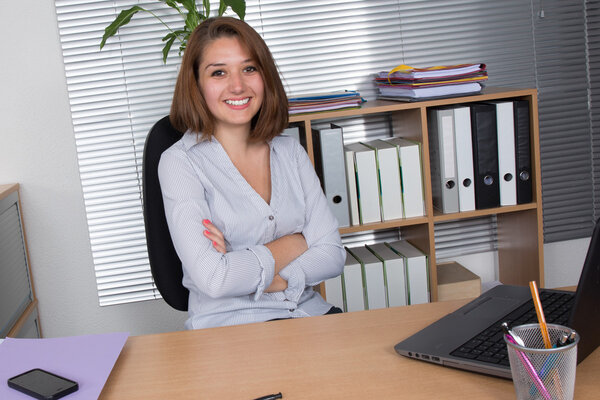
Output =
[
  {"x1": 265, "y1": 233, "x2": 308, "y2": 274},
  {"x1": 265, "y1": 274, "x2": 288, "y2": 292},
  {"x1": 203, "y1": 219, "x2": 226, "y2": 254}
]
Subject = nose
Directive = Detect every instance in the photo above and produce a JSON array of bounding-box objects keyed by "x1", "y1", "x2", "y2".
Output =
[{"x1": 228, "y1": 71, "x2": 244, "y2": 93}]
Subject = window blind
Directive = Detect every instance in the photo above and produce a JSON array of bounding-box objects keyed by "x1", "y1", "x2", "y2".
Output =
[
  {"x1": 587, "y1": 0, "x2": 600, "y2": 223},
  {"x1": 55, "y1": 0, "x2": 183, "y2": 305},
  {"x1": 55, "y1": 0, "x2": 598, "y2": 306},
  {"x1": 533, "y1": 0, "x2": 594, "y2": 241}
]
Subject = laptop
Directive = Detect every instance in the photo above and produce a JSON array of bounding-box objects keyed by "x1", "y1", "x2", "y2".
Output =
[{"x1": 394, "y1": 218, "x2": 600, "y2": 378}]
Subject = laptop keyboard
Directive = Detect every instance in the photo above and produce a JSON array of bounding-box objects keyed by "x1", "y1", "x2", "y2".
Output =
[{"x1": 450, "y1": 291, "x2": 575, "y2": 367}]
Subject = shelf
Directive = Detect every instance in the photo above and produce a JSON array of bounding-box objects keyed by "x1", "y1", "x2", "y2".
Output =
[
  {"x1": 432, "y1": 202, "x2": 539, "y2": 222},
  {"x1": 296, "y1": 87, "x2": 543, "y2": 303}
]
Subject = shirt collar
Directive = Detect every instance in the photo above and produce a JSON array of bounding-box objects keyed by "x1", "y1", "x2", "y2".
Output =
[
  {"x1": 181, "y1": 130, "x2": 277, "y2": 152},
  {"x1": 181, "y1": 130, "x2": 208, "y2": 151}
]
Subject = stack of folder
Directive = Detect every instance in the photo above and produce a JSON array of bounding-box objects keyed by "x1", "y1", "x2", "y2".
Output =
[
  {"x1": 288, "y1": 91, "x2": 364, "y2": 115},
  {"x1": 324, "y1": 241, "x2": 429, "y2": 313},
  {"x1": 311, "y1": 124, "x2": 426, "y2": 229},
  {"x1": 374, "y1": 63, "x2": 488, "y2": 101},
  {"x1": 427, "y1": 100, "x2": 532, "y2": 213}
]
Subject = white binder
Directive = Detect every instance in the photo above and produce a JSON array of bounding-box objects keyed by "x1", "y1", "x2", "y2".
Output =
[
  {"x1": 385, "y1": 240, "x2": 429, "y2": 305},
  {"x1": 366, "y1": 242, "x2": 408, "y2": 307},
  {"x1": 362, "y1": 139, "x2": 404, "y2": 221},
  {"x1": 385, "y1": 137, "x2": 426, "y2": 218},
  {"x1": 344, "y1": 146, "x2": 360, "y2": 225},
  {"x1": 312, "y1": 124, "x2": 351, "y2": 227},
  {"x1": 427, "y1": 108, "x2": 459, "y2": 213},
  {"x1": 347, "y1": 246, "x2": 387, "y2": 310},
  {"x1": 342, "y1": 250, "x2": 365, "y2": 312},
  {"x1": 452, "y1": 106, "x2": 476, "y2": 212},
  {"x1": 491, "y1": 101, "x2": 517, "y2": 206},
  {"x1": 344, "y1": 142, "x2": 381, "y2": 224},
  {"x1": 323, "y1": 275, "x2": 344, "y2": 311}
]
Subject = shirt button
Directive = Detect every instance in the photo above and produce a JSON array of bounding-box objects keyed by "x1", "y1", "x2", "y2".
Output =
[{"x1": 268, "y1": 215, "x2": 274, "y2": 221}]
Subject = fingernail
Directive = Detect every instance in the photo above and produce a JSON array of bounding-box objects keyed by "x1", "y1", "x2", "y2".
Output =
[
  {"x1": 203, "y1": 219, "x2": 211, "y2": 225},
  {"x1": 213, "y1": 241, "x2": 218, "y2": 247},
  {"x1": 203, "y1": 230, "x2": 210, "y2": 236}
]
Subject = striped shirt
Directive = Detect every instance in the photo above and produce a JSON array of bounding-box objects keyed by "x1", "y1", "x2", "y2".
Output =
[{"x1": 158, "y1": 132, "x2": 345, "y2": 329}]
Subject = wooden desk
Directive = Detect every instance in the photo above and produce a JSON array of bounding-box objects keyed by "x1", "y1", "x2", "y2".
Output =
[{"x1": 100, "y1": 299, "x2": 598, "y2": 399}]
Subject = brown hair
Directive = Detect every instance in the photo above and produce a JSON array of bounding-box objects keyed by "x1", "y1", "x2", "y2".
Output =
[{"x1": 170, "y1": 17, "x2": 288, "y2": 142}]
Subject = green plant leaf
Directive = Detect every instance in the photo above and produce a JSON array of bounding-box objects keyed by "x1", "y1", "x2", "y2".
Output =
[
  {"x1": 100, "y1": 5, "x2": 146, "y2": 49},
  {"x1": 203, "y1": 0, "x2": 210, "y2": 17},
  {"x1": 185, "y1": 10, "x2": 202, "y2": 31},
  {"x1": 162, "y1": 0, "x2": 182, "y2": 14},
  {"x1": 222, "y1": 0, "x2": 245, "y2": 20},
  {"x1": 162, "y1": 32, "x2": 178, "y2": 63},
  {"x1": 180, "y1": 0, "x2": 196, "y2": 13}
]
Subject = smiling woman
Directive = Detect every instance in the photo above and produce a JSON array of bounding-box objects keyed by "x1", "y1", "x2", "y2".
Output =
[{"x1": 158, "y1": 17, "x2": 346, "y2": 330}]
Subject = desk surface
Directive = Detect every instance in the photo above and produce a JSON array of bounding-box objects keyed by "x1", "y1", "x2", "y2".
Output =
[{"x1": 100, "y1": 299, "x2": 598, "y2": 399}]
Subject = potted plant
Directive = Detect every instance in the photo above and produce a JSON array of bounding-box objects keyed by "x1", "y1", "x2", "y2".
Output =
[{"x1": 100, "y1": 0, "x2": 246, "y2": 63}]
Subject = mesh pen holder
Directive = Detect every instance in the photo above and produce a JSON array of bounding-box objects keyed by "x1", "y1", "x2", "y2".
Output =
[{"x1": 505, "y1": 323, "x2": 579, "y2": 400}]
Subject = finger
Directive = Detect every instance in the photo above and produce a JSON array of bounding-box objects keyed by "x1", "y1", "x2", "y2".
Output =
[
  {"x1": 203, "y1": 230, "x2": 226, "y2": 254},
  {"x1": 202, "y1": 219, "x2": 224, "y2": 240}
]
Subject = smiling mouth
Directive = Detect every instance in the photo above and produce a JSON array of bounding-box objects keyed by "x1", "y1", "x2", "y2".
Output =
[{"x1": 225, "y1": 98, "x2": 250, "y2": 106}]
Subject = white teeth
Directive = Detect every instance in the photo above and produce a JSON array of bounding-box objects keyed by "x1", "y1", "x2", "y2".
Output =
[{"x1": 225, "y1": 98, "x2": 250, "y2": 106}]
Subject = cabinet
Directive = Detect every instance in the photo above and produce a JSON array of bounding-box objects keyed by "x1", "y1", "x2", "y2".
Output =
[
  {"x1": 290, "y1": 87, "x2": 543, "y2": 302},
  {"x1": 0, "y1": 183, "x2": 42, "y2": 338}
]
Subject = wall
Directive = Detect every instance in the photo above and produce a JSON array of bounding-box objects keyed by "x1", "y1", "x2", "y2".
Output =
[
  {"x1": 0, "y1": 2, "x2": 186, "y2": 338},
  {"x1": 0, "y1": 2, "x2": 590, "y2": 338}
]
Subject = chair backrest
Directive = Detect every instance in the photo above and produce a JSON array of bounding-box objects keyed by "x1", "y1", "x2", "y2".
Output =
[{"x1": 142, "y1": 116, "x2": 188, "y2": 311}]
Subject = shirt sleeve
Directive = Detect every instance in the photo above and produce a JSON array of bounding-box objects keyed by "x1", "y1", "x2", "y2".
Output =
[
  {"x1": 278, "y1": 140, "x2": 346, "y2": 302},
  {"x1": 158, "y1": 144, "x2": 275, "y2": 300}
]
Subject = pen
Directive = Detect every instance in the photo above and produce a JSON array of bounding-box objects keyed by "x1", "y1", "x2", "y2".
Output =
[
  {"x1": 556, "y1": 333, "x2": 569, "y2": 347},
  {"x1": 501, "y1": 322, "x2": 525, "y2": 346},
  {"x1": 253, "y1": 392, "x2": 283, "y2": 400},
  {"x1": 505, "y1": 333, "x2": 551, "y2": 400},
  {"x1": 528, "y1": 281, "x2": 552, "y2": 349}
]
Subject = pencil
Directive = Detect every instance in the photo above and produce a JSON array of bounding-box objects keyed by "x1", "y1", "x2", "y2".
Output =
[{"x1": 529, "y1": 281, "x2": 552, "y2": 349}]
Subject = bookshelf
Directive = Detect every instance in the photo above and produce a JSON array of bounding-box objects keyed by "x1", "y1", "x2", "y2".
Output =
[{"x1": 290, "y1": 87, "x2": 544, "y2": 302}]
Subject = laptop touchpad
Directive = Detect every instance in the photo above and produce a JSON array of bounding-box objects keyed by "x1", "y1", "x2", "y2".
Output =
[{"x1": 461, "y1": 296, "x2": 520, "y2": 319}]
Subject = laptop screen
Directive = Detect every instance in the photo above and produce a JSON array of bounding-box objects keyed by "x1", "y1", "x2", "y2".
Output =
[{"x1": 568, "y1": 217, "x2": 600, "y2": 363}]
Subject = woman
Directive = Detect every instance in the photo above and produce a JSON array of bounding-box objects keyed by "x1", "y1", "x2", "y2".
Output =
[{"x1": 158, "y1": 17, "x2": 346, "y2": 329}]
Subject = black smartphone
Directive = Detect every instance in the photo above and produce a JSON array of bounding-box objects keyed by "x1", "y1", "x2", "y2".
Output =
[{"x1": 7, "y1": 368, "x2": 79, "y2": 400}]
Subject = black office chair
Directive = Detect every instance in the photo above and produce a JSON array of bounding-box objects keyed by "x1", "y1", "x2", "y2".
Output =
[{"x1": 142, "y1": 115, "x2": 188, "y2": 311}]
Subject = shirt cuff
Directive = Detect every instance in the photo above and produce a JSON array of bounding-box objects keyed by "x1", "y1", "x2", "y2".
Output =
[
  {"x1": 247, "y1": 245, "x2": 275, "y2": 301},
  {"x1": 279, "y1": 263, "x2": 306, "y2": 303}
]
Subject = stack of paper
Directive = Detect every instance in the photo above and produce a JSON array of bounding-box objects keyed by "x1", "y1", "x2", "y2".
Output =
[
  {"x1": 374, "y1": 63, "x2": 488, "y2": 101},
  {"x1": 288, "y1": 91, "x2": 364, "y2": 115}
]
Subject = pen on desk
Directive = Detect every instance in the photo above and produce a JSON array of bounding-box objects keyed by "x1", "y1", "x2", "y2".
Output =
[
  {"x1": 528, "y1": 281, "x2": 552, "y2": 349},
  {"x1": 253, "y1": 392, "x2": 282, "y2": 400}
]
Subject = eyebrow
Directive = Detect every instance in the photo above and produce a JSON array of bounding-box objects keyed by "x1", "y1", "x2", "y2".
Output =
[{"x1": 204, "y1": 59, "x2": 254, "y2": 71}]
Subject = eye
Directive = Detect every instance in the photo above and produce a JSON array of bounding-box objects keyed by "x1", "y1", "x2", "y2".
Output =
[
  {"x1": 244, "y1": 65, "x2": 258, "y2": 73},
  {"x1": 210, "y1": 69, "x2": 225, "y2": 77}
]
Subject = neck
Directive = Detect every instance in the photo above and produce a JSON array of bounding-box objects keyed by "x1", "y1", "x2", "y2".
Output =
[{"x1": 214, "y1": 124, "x2": 266, "y2": 159}]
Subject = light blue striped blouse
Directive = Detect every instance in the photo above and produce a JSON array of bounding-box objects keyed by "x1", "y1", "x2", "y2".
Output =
[{"x1": 158, "y1": 132, "x2": 346, "y2": 329}]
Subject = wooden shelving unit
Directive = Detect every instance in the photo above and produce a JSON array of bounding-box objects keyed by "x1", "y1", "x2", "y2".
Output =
[{"x1": 290, "y1": 87, "x2": 544, "y2": 302}]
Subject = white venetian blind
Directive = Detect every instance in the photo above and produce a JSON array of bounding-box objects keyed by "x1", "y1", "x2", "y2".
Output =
[
  {"x1": 55, "y1": 0, "x2": 183, "y2": 305},
  {"x1": 54, "y1": 0, "x2": 598, "y2": 305}
]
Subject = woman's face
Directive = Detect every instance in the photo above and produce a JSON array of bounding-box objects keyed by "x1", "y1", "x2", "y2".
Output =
[{"x1": 198, "y1": 36, "x2": 265, "y2": 135}]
